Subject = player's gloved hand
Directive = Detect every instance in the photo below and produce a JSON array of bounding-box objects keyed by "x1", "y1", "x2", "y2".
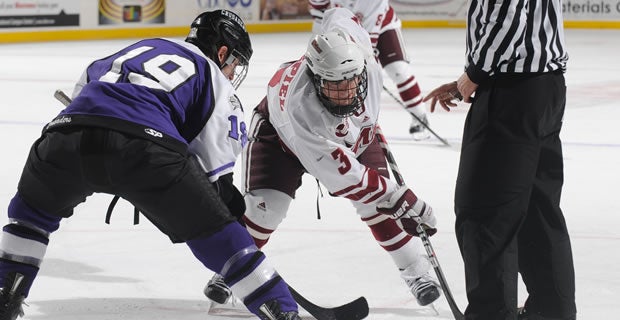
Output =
[
  {"x1": 376, "y1": 186, "x2": 437, "y2": 236},
  {"x1": 213, "y1": 173, "x2": 246, "y2": 220}
]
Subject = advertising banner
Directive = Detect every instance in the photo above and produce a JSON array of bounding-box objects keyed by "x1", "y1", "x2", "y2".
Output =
[
  {"x1": 563, "y1": 0, "x2": 620, "y2": 20},
  {"x1": 193, "y1": 0, "x2": 257, "y2": 22},
  {"x1": 2, "y1": 0, "x2": 619, "y2": 43},
  {"x1": 99, "y1": 0, "x2": 165, "y2": 25},
  {"x1": 391, "y1": 0, "x2": 468, "y2": 21},
  {"x1": 391, "y1": 0, "x2": 620, "y2": 21},
  {"x1": 258, "y1": 0, "x2": 311, "y2": 21},
  {"x1": 0, "y1": 0, "x2": 80, "y2": 28}
]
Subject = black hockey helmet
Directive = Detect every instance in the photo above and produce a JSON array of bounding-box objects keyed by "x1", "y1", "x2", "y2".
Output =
[{"x1": 186, "y1": 10, "x2": 253, "y2": 88}]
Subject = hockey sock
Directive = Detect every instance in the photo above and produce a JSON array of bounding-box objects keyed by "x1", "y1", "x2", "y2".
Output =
[
  {"x1": 0, "y1": 194, "x2": 61, "y2": 297},
  {"x1": 186, "y1": 222, "x2": 297, "y2": 315}
]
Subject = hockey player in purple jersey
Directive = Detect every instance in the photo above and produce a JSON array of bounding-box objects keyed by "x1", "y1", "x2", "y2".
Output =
[{"x1": 0, "y1": 10, "x2": 300, "y2": 320}]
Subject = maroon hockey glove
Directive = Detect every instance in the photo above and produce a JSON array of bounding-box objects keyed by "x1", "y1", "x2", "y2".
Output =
[{"x1": 376, "y1": 186, "x2": 437, "y2": 236}]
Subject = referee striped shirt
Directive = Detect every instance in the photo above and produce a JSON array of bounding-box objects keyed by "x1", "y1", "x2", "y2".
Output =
[{"x1": 465, "y1": 0, "x2": 568, "y2": 84}]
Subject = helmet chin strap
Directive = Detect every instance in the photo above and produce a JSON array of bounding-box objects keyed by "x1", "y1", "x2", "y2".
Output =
[
  {"x1": 216, "y1": 46, "x2": 230, "y2": 68},
  {"x1": 222, "y1": 53, "x2": 237, "y2": 69},
  {"x1": 213, "y1": 45, "x2": 249, "y2": 89}
]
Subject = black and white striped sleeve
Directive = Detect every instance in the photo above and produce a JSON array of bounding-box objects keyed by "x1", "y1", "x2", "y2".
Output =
[{"x1": 465, "y1": 0, "x2": 568, "y2": 84}]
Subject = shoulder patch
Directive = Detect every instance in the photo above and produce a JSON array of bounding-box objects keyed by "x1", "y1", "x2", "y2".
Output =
[{"x1": 229, "y1": 95, "x2": 243, "y2": 111}]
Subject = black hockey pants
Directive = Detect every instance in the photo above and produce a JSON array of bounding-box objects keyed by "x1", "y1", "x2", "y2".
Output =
[{"x1": 17, "y1": 127, "x2": 236, "y2": 243}]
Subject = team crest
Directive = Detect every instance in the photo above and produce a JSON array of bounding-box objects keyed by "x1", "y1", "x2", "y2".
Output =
[
  {"x1": 335, "y1": 119, "x2": 349, "y2": 137},
  {"x1": 230, "y1": 95, "x2": 242, "y2": 111},
  {"x1": 354, "y1": 12, "x2": 364, "y2": 24}
]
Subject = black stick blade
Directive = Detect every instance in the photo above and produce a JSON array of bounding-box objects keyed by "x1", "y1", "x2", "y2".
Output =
[{"x1": 289, "y1": 286, "x2": 369, "y2": 320}]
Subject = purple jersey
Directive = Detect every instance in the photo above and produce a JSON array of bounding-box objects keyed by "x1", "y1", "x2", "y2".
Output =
[{"x1": 47, "y1": 38, "x2": 246, "y2": 181}]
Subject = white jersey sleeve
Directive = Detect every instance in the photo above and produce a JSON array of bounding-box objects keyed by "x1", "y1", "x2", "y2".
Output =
[
  {"x1": 71, "y1": 70, "x2": 88, "y2": 99},
  {"x1": 188, "y1": 58, "x2": 246, "y2": 183},
  {"x1": 333, "y1": 0, "x2": 389, "y2": 33},
  {"x1": 265, "y1": 51, "x2": 398, "y2": 205},
  {"x1": 316, "y1": 7, "x2": 374, "y2": 60},
  {"x1": 315, "y1": 0, "x2": 394, "y2": 49},
  {"x1": 309, "y1": 0, "x2": 331, "y2": 33}
]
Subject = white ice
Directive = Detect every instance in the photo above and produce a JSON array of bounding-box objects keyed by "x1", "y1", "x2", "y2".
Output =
[{"x1": 0, "y1": 28, "x2": 619, "y2": 319}]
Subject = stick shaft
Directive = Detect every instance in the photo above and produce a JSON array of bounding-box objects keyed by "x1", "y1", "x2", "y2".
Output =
[
  {"x1": 375, "y1": 125, "x2": 464, "y2": 320},
  {"x1": 382, "y1": 85, "x2": 451, "y2": 146}
]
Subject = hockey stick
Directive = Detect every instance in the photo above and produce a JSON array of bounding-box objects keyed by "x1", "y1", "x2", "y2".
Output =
[
  {"x1": 375, "y1": 126, "x2": 465, "y2": 320},
  {"x1": 382, "y1": 85, "x2": 451, "y2": 147},
  {"x1": 289, "y1": 286, "x2": 369, "y2": 320},
  {"x1": 54, "y1": 89, "x2": 72, "y2": 107},
  {"x1": 53, "y1": 89, "x2": 370, "y2": 320}
]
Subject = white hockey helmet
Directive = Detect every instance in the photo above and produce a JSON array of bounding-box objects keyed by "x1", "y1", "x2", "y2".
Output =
[{"x1": 304, "y1": 28, "x2": 368, "y2": 117}]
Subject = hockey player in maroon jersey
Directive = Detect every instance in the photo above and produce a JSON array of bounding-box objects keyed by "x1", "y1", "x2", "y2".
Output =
[{"x1": 205, "y1": 8, "x2": 442, "y2": 310}]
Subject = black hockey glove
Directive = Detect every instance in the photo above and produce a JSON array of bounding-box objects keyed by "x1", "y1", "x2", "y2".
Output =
[{"x1": 212, "y1": 173, "x2": 246, "y2": 220}]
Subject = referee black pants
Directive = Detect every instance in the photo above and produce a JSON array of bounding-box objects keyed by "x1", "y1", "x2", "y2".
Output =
[{"x1": 455, "y1": 71, "x2": 576, "y2": 320}]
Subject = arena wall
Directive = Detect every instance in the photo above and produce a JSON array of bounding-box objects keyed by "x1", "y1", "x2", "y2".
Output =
[{"x1": 1, "y1": 0, "x2": 618, "y2": 43}]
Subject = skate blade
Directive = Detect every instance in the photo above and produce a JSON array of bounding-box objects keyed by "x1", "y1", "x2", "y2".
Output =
[
  {"x1": 411, "y1": 130, "x2": 431, "y2": 141},
  {"x1": 208, "y1": 297, "x2": 252, "y2": 318},
  {"x1": 208, "y1": 298, "x2": 314, "y2": 319}
]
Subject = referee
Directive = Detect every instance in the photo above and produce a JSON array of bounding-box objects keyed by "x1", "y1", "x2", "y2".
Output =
[{"x1": 424, "y1": 0, "x2": 577, "y2": 319}]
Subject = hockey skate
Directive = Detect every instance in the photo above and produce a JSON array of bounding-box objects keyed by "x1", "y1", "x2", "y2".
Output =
[
  {"x1": 409, "y1": 114, "x2": 431, "y2": 141},
  {"x1": 401, "y1": 267, "x2": 441, "y2": 306},
  {"x1": 204, "y1": 273, "x2": 232, "y2": 304},
  {"x1": 0, "y1": 272, "x2": 27, "y2": 320},
  {"x1": 258, "y1": 299, "x2": 301, "y2": 320},
  {"x1": 205, "y1": 273, "x2": 251, "y2": 317}
]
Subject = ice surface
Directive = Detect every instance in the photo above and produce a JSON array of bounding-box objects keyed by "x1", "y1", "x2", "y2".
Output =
[{"x1": 0, "y1": 28, "x2": 618, "y2": 319}]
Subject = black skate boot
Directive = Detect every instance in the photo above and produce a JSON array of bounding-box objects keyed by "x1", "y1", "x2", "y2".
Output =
[
  {"x1": 204, "y1": 273, "x2": 232, "y2": 304},
  {"x1": 258, "y1": 299, "x2": 301, "y2": 320},
  {"x1": 0, "y1": 272, "x2": 27, "y2": 320}
]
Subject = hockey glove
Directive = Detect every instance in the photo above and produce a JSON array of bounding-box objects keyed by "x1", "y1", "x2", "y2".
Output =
[
  {"x1": 376, "y1": 186, "x2": 437, "y2": 236},
  {"x1": 212, "y1": 173, "x2": 246, "y2": 220}
]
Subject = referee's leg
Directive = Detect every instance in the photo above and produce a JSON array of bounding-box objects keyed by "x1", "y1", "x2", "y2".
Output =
[
  {"x1": 455, "y1": 76, "x2": 543, "y2": 319},
  {"x1": 518, "y1": 73, "x2": 576, "y2": 319}
]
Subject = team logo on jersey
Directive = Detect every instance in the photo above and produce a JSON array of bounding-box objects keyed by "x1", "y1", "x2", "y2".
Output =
[
  {"x1": 335, "y1": 119, "x2": 349, "y2": 137},
  {"x1": 354, "y1": 12, "x2": 364, "y2": 24},
  {"x1": 144, "y1": 128, "x2": 163, "y2": 138},
  {"x1": 353, "y1": 102, "x2": 366, "y2": 117},
  {"x1": 229, "y1": 95, "x2": 242, "y2": 111}
]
